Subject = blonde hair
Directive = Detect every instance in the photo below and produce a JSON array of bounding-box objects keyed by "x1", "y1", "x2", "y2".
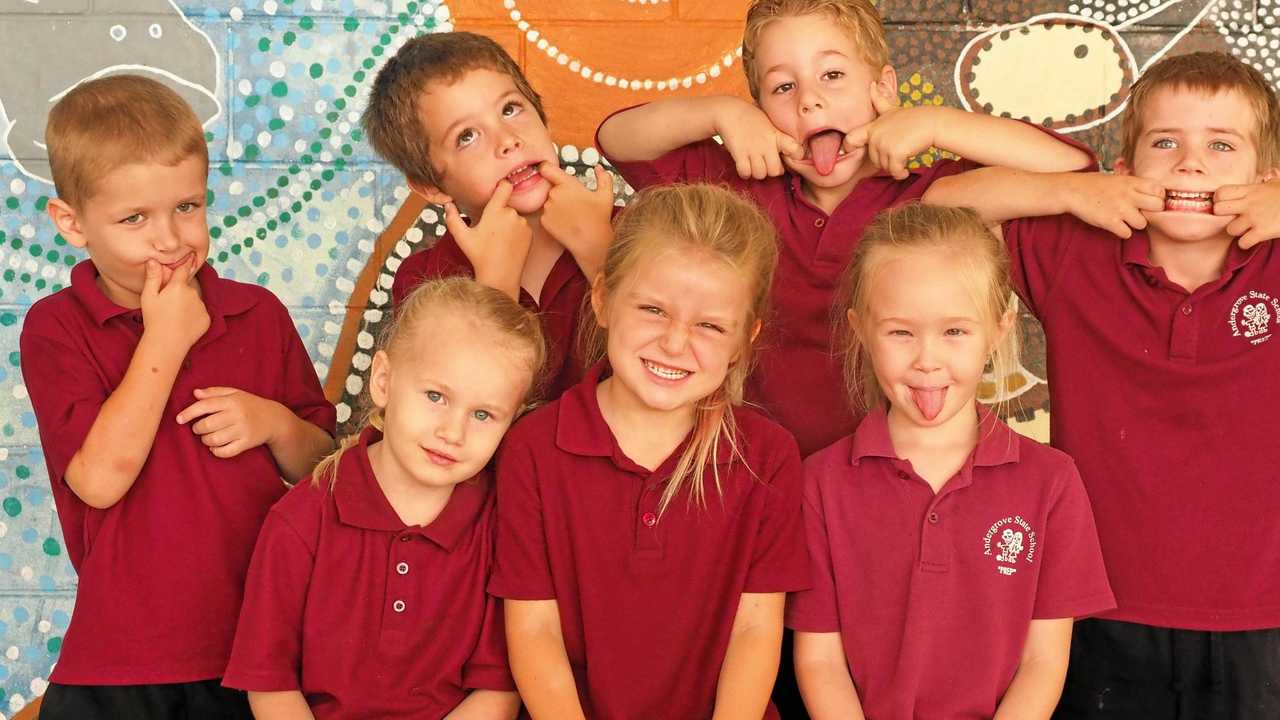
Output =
[
  {"x1": 580, "y1": 184, "x2": 778, "y2": 516},
  {"x1": 312, "y1": 276, "x2": 547, "y2": 488},
  {"x1": 45, "y1": 75, "x2": 209, "y2": 209},
  {"x1": 1122, "y1": 51, "x2": 1280, "y2": 170},
  {"x1": 362, "y1": 32, "x2": 547, "y2": 189},
  {"x1": 835, "y1": 203, "x2": 1020, "y2": 415},
  {"x1": 742, "y1": 0, "x2": 890, "y2": 101}
]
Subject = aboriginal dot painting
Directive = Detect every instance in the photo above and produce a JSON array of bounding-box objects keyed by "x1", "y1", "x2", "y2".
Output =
[{"x1": 0, "y1": 0, "x2": 1274, "y2": 713}]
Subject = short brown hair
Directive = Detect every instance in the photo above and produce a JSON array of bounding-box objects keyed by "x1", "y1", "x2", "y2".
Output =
[
  {"x1": 45, "y1": 75, "x2": 208, "y2": 209},
  {"x1": 362, "y1": 32, "x2": 546, "y2": 188},
  {"x1": 742, "y1": 0, "x2": 890, "y2": 101},
  {"x1": 1122, "y1": 51, "x2": 1280, "y2": 170}
]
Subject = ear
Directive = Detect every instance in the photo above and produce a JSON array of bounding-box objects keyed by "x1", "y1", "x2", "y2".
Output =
[
  {"x1": 368, "y1": 350, "x2": 393, "y2": 410},
  {"x1": 876, "y1": 64, "x2": 899, "y2": 101},
  {"x1": 589, "y1": 273, "x2": 609, "y2": 329},
  {"x1": 993, "y1": 301, "x2": 1018, "y2": 350},
  {"x1": 1261, "y1": 167, "x2": 1279, "y2": 183},
  {"x1": 408, "y1": 179, "x2": 454, "y2": 208},
  {"x1": 1113, "y1": 157, "x2": 1131, "y2": 176},
  {"x1": 47, "y1": 198, "x2": 88, "y2": 249},
  {"x1": 747, "y1": 318, "x2": 763, "y2": 345}
]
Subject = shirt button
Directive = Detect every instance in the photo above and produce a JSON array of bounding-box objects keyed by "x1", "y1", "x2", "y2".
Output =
[
  {"x1": 1181, "y1": 304, "x2": 1193, "y2": 316},
  {"x1": 396, "y1": 562, "x2": 409, "y2": 575},
  {"x1": 1145, "y1": 275, "x2": 1159, "y2": 287},
  {"x1": 897, "y1": 471, "x2": 910, "y2": 481},
  {"x1": 928, "y1": 512, "x2": 940, "y2": 525},
  {"x1": 642, "y1": 512, "x2": 657, "y2": 527},
  {"x1": 131, "y1": 314, "x2": 143, "y2": 324},
  {"x1": 392, "y1": 599, "x2": 406, "y2": 613},
  {"x1": 398, "y1": 535, "x2": 411, "y2": 543},
  {"x1": 814, "y1": 218, "x2": 826, "y2": 228}
]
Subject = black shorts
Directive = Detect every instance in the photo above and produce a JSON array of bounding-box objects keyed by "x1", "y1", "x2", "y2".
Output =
[
  {"x1": 1055, "y1": 618, "x2": 1280, "y2": 720},
  {"x1": 39, "y1": 678, "x2": 252, "y2": 720}
]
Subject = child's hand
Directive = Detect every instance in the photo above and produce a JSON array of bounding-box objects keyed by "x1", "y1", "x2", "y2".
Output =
[
  {"x1": 713, "y1": 97, "x2": 804, "y2": 180},
  {"x1": 842, "y1": 82, "x2": 928, "y2": 180},
  {"x1": 539, "y1": 162, "x2": 616, "y2": 278},
  {"x1": 140, "y1": 256, "x2": 210, "y2": 353},
  {"x1": 176, "y1": 387, "x2": 281, "y2": 458},
  {"x1": 444, "y1": 181, "x2": 532, "y2": 300},
  {"x1": 1060, "y1": 173, "x2": 1164, "y2": 239},
  {"x1": 1215, "y1": 179, "x2": 1280, "y2": 249}
]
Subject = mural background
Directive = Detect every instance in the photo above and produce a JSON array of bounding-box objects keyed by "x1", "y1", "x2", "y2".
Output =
[{"x1": 0, "y1": 0, "x2": 1273, "y2": 713}]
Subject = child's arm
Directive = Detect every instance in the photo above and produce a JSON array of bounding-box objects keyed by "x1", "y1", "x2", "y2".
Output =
[
  {"x1": 597, "y1": 96, "x2": 802, "y2": 179},
  {"x1": 924, "y1": 168, "x2": 1165, "y2": 233},
  {"x1": 992, "y1": 618, "x2": 1073, "y2": 720},
  {"x1": 711, "y1": 591, "x2": 785, "y2": 720},
  {"x1": 794, "y1": 631, "x2": 865, "y2": 720},
  {"x1": 1215, "y1": 175, "x2": 1280, "y2": 248},
  {"x1": 537, "y1": 162, "x2": 616, "y2": 280},
  {"x1": 247, "y1": 690, "x2": 317, "y2": 720},
  {"x1": 845, "y1": 83, "x2": 1093, "y2": 179},
  {"x1": 505, "y1": 598, "x2": 587, "y2": 720},
  {"x1": 62, "y1": 259, "x2": 209, "y2": 509},
  {"x1": 443, "y1": 690, "x2": 521, "y2": 720},
  {"x1": 176, "y1": 388, "x2": 333, "y2": 484}
]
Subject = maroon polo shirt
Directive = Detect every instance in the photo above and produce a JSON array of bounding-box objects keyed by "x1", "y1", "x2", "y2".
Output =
[
  {"x1": 391, "y1": 228, "x2": 589, "y2": 400},
  {"x1": 786, "y1": 410, "x2": 1114, "y2": 720},
  {"x1": 489, "y1": 363, "x2": 810, "y2": 719},
  {"x1": 20, "y1": 260, "x2": 336, "y2": 684},
  {"x1": 223, "y1": 426, "x2": 512, "y2": 718},
  {"x1": 1004, "y1": 215, "x2": 1280, "y2": 630}
]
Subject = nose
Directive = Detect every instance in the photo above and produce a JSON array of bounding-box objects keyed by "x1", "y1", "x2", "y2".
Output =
[
  {"x1": 152, "y1": 216, "x2": 182, "y2": 254},
  {"x1": 798, "y1": 83, "x2": 825, "y2": 115},
  {"x1": 659, "y1": 319, "x2": 690, "y2": 356},
  {"x1": 913, "y1": 336, "x2": 942, "y2": 373},
  {"x1": 1173, "y1": 146, "x2": 1207, "y2": 174},
  {"x1": 495, "y1": 126, "x2": 523, "y2": 157},
  {"x1": 435, "y1": 408, "x2": 467, "y2": 446}
]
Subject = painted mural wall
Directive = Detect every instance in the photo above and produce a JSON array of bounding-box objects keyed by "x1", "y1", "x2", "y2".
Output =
[{"x1": 0, "y1": 0, "x2": 1274, "y2": 713}]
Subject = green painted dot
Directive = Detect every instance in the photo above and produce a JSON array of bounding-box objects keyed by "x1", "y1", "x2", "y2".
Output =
[
  {"x1": 341, "y1": 144, "x2": 353, "y2": 156},
  {"x1": 301, "y1": 191, "x2": 312, "y2": 201},
  {"x1": 276, "y1": 176, "x2": 289, "y2": 188},
  {"x1": 42, "y1": 538, "x2": 60, "y2": 556},
  {"x1": 425, "y1": 17, "x2": 435, "y2": 29},
  {"x1": 218, "y1": 251, "x2": 229, "y2": 262},
  {"x1": 255, "y1": 228, "x2": 267, "y2": 240},
  {"x1": 2, "y1": 424, "x2": 12, "y2": 437},
  {"x1": 266, "y1": 188, "x2": 279, "y2": 199},
  {"x1": 243, "y1": 144, "x2": 260, "y2": 161},
  {"x1": 46, "y1": 250, "x2": 59, "y2": 262},
  {"x1": 245, "y1": 94, "x2": 261, "y2": 108},
  {"x1": 8, "y1": 238, "x2": 20, "y2": 250},
  {"x1": 343, "y1": 84, "x2": 357, "y2": 97},
  {"x1": 204, "y1": 131, "x2": 214, "y2": 143},
  {"x1": 334, "y1": 98, "x2": 347, "y2": 110},
  {"x1": 271, "y1": 81, "x2": 289, "y2": 98},
  {"x1": 283, "y1": 31, "x2": 296, "y2": 45},
  {"x1": 28, "y1": 244, "x2": 42, "y2": 257},
  {"x1": 237, "y1": 206, "x2": 251, "y2": 218},
  {"x1": 335, "y1": 158, "x2": 347, "y2": 170},
  {"x1": 351, "y1": 129, "x2": 363, "y2": 142},
  {"x1": 299, "y1": 16, "x2": 314, "y2": 30},
  {"x1": 244, "y1": 237, "x2": 255, "y2": 248},
  {"x1": 268, "y1": 118, "x2": 284, "y2": 131},
  {"x1": 309, "y1": 179, "x2": 321, "y2": 191},
  {"x1": 280, "y1": 212, "x2": 292, "y2": 223},
  {"x1": 8, "y1": 351, "x2": 19, "y2": 367},
  {"x1": 379, "y1": 33, "x2": 392, "y2": 45},
  {"x1": 46, "y1": 637, "x2": 61, "y2": 653},
  {"x1": 309, "y1": 141, "x2": 322, "y2": 153},
  {"x1": 388, "y1": 24, "x2": 399, "y2": 34},
  {"x1": 288, "y1": 165, "x2": 300, "y2": 175},
  {"x1": 63, "y1": 256, "x2": 76, "y2": 267},
  {"x1": 223, "y1": 216, "x2": 238, "y2": 228},
  {"x1": 321, "y1": 169, "x2": 335, "y2": 181},
  {"x1": 219, "y1": 162, "x2": 233, "y2": 176},
  {"x1": 371, "y1": 45, "x2": 384, "y2": 57},
  {"x1": 4, "y1": 198, "x2": 17, "y2": 210},
  {"x1": 252, "y1": 196, "x2": 266, "y2": 207},
  {"x1": 266, "y1": 219, "x2": 278, "y2": 230},
  {"x1": 290, "y1": 201, "x2": 303, "y2": 213},
  {"x1": 2, "y1": 270, "x2": 12, "y2": 282},
  {"x1": 344, "y1": 16, "x2": 359, "y2": 31},
  {"x1": 300, "y1": 154, "x2": 313, "y2": 165},
  {"x1": 353, "y1": 70, "x2": 365, "y2": 83},
  {"x1": 256, "y1": 272, "x2": 270, "y2": 285},
  {"x1": 34, "y1": 279, "x2": 46, "y2": 290},
  {"x1": 0, "y1": 313, "x2": 15, "y2": 327},
  {"x1": 3, "y1": 498, "x2": 21, "y2": 517},
  {"x1": 35, "y1": 196, "x2": 48, "y2": 211},
  {"x1": 15, "y1": 465, "x2": 28, "y2": 480},
  {"x1": 19, "y1": 273, "x2": 29, "y2": 283},
  {"x1": 231, "y1": 244, "x2": 242, "y2": 255},
  {"x1": 257, "y1": 37, "x2": 271, "y2": 52},
  {"x1": 206, "y1": 189, "x2": 216, "y2": 205},
  {"x1": 326, "y1": 111, "x2": 339, "y2": 122},
  {"x1": 406, "y1": 1, "x2": 418, "y2": 11},
  {"x1": 210, "y1": 226, "x2": 222, "y2": 239},
  {"x1": 362, "y1": 58, "x2": 374, "y2": 70},
  {"x1": 309, "y1": 63, "x2": 324, "y2": 80}
]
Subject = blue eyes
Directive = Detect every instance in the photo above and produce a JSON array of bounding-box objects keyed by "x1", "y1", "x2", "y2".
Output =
[{"x1": 426, "y1": 390, "x2": 443, "y2": 403}]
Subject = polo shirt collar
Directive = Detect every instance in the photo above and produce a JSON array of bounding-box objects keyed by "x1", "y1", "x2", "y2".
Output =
[
  {"x1": 785, "y1": 164, "x2": 928, "y2": 205},
  {"x1": 70, "y1": 260, "x2": 260, "y2": 327},
  {"x1": 849, "y1": 407, "x2": 1020, "y2": 468},
  {"x1": 1122, "y1": 231, "x2": 1259, "y2": 276},
  {"x1": 555, "y1": 361, "x2": 734, "y2": 467},
  {"x1": 334, "y1": 425, "x2": 489, "y2": 551}
]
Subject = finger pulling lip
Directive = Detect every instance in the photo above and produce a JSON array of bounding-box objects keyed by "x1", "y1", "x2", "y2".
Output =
[{"x1": 159, "y1": 253, "x2": 195, "y2": 270}]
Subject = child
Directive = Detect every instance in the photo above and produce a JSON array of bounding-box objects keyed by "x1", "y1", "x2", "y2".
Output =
[
  {"x1": 788, "y1": 203, "x2": 1114, "y2": 720},
  {"x1": 923, "y1": 52, "x2": 1280, "y2": 719},
  {"x1": 20, "y1": 75, "x2": 335, "y2": 719},
  {"x1": 489, "y1": 184, "x2": 809, "y2": 719},
  {"x1": 363, "y1": 31, "x2": 616, "y2": 400},
  {"x1": 595, "y1": 0, "x2": 1094, "y2": 458},
  {"x1": 222, "y1": 277, "x2": 542, "y2": 719}
]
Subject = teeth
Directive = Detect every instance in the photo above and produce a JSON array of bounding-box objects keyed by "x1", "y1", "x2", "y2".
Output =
[
  {"x1": 1167, "y1": 190, "x2": 1213, "y2": 200},
  {"x1": 644, "y1": 359, "x2": 689, "y2": 380},
  {"x1": 507, "y1": 164, "x2": 537, "y2": 182}
]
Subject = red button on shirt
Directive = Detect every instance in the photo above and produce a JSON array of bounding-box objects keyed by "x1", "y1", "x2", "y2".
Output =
[
  {"x1": 599, "y1": 111, "x2": 1096, "y2": 457},
  {"x1": 1005, "y1": 215, "x2": 1280, "y2": 630},
  {"x1": 391, "y1": 224, "x2": 590, "y2": 400},
  {"x1": 223, "y1": 426, "x2": 513, "y2": 718},
  {"x1": 787, "y1": 410, "x2": 1114, "y2": 719},
  {"x1": 20, "y1": 261, "x2": 336, "y2": 685},
  {"x1": 490, "y1": 362, "x2": 810, "y2": 719}
]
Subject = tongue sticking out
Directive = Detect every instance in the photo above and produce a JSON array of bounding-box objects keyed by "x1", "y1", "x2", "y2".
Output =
[
  {"x1": 807, "y1": 130, "x2": 844, "y2": 176},
  {"x1": 910, "y1": 387, "x2": 947, "y2": 421}
]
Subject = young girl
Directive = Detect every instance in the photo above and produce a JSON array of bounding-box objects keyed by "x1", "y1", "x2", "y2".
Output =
[
  {"x1": 787, "y1": 203, "x2": 1115, "y2": 720},
  {"x1": 489, "y1": 184, "x2": 810, "y2": 719},
  {"x1": 222, "y1": 277, "x2": 545, "y2": 720}
]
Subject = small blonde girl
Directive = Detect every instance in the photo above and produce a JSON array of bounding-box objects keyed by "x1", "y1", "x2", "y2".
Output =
[
  {"x1": 490, "y1": 184, "x2": 810, "y2": 719},
  {"x1": 224, "y1": 277, "x2": 545, "y2": 720},
  {"x1": 787, "y1": 203, "x2": 1114, "y2": 720}
]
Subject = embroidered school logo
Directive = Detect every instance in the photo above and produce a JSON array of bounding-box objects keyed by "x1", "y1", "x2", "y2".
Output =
[
  {"x1": 982, "y1": 516, "x2": 1037, "y2": 576},
  {"x1": 1229, "y1": 291, "x2": 1280, "y2": 345}
]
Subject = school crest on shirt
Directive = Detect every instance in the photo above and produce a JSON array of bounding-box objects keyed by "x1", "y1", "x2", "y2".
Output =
[
  {"x1": 982, "y1": 516, "x2": 1037, "y2": 576},
  {"x1": 1229, "y1": 290, "x2": 1280, "y2": 346}
]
